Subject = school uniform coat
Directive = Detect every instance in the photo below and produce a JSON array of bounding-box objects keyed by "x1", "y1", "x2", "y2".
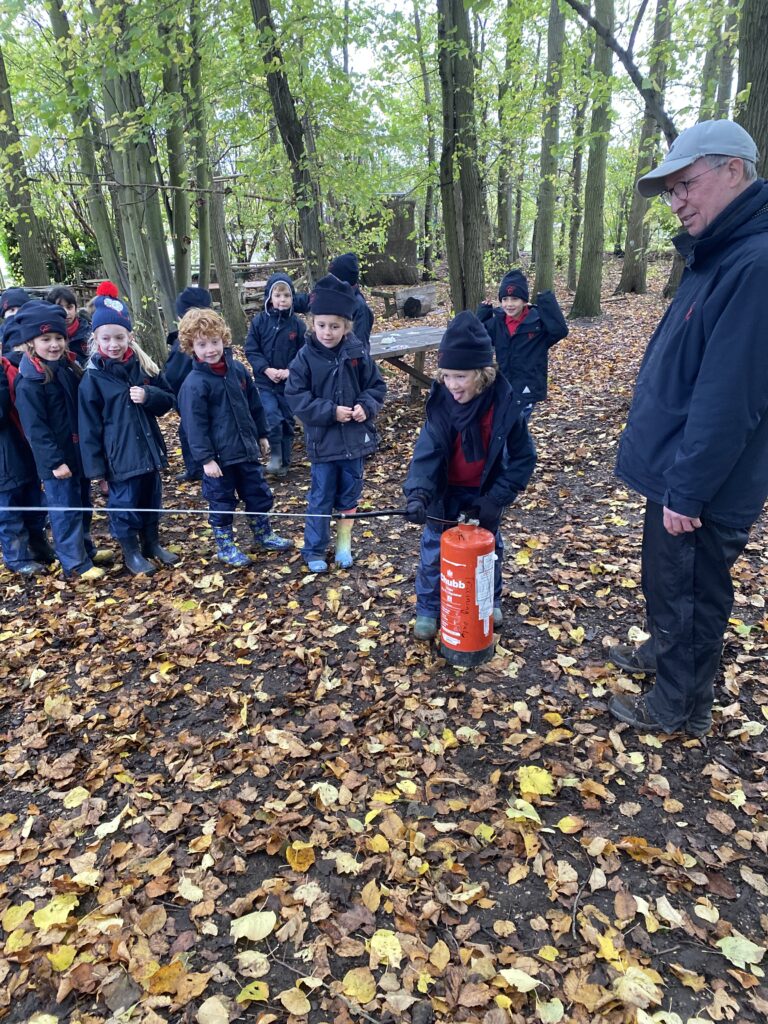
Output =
[
  {"x1": 0, "y1": 358, "x2": 37, "y2": 491},
  {"x1": 67, "y1": 314, "x2": 92, "y2": 365},
  {"x1": 78, "y1": 352, "x2": 175, "y2": 482},
  {"x1": 164, "y1": 331, "x2": 193, "y2": 396},
  {"x1": 178, "y1": 351, "x2": 269, "y2": 468},
  {"x1": 477, "y1": 291, "x2": 568, "y2": 403},
  {"x1": 285, "y1": 333, "x2": 386, "y2": 462},
  {"x1": 15, "y1": 353, "x2": 85, "y2": 480},
  {"x1": 403, "y1": 374, "x2": 536, "y2": 518},
  {"x1": 293, "y1": 286, "x2": 374, "y2": 351},
  {"x1": 245, "y1": 273, "x2": 306, "y2": 390}
]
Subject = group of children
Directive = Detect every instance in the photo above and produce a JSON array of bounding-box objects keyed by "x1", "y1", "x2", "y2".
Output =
[{"x1": 0, "y1": 262, "x2": 567, "y2": 639}]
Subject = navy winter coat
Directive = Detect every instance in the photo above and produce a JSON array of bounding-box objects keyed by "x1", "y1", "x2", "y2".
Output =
[
  {"x1": 67, "y1": 314, "x2": 92, "y2": 365},
  {"x1": 477, "y1": 291, "x2": 568, "y2": 403},
  {"x1": 294, "y1": 285, "x2": 374, "y2": 351},
  {"x1": 403, "y1": 375, "x2": 536, "y2": 517},
  {"x1": 245, "y1": 273, "x2": 306, "y2": 391},
  {"x1": 285, "y1": 333, "x2": 386, "y2": 462},
  {"x1": 164, "y1": 331, "x2": 193, "y2": 395},
  {"x1": 0, "y1": 358, "x2": 37, "y2": 492},
  {"x1": 15, "y1": 353, "x2": 85, "y2": 480},
  {"x1": 78, "y1": 351, "x2": 176, "y2": 482},
  {"x1": 616, "y1": 179, "x2": 768, "y2": 529},
  {"x1": 178, "y1": 351, "x2": 269, "y2": 469}
]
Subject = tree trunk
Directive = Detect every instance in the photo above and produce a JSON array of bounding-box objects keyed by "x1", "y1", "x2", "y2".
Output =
[
  {"x1": 511, "y1": 179, "x2": 523, "y2": 262},
  {"x1": 571, "y1": 0, "x2": 614, "y2": 318},
  {"x1": 210, "y1": 182, "x2": 247, "y2": 343},
  {"x1": 496, "y1": 0, "x2": 519, "y2": 257},
  {"x1": 715, "y1": 0, "x2": 738, "y2": 117},
  {"x1": 736, "y1": 0, "x2": 768, "y2": 178},
  {"x1": 189, "y1": 0, "x2": 211, "y2": 289},
  {"x1": 616, "y1": 0, "x2": 670, "y2": 295},
  {"x1": 437, "y1": 0, "x2": 486, "y2": 311},
  {"x1": 567, "y1": 94, "x2": 589, "y2": 291},
  {"x1": 0, "y1": 44, "x2": 51, "y2": 286},
  {"x1": 533, "y1": 0, "x2": 566, "y2": 294},
  {"x1": 161, "y1": 20, "x2": 192, "y2": 292},
  {"x1": 413, "y1": 0, "x2": 438, "y2": 278},
  {"x1": 250, "y1": 0, "x2": 328, "y2": 284}
]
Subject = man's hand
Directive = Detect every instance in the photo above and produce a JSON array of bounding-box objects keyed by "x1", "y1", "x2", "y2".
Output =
[
  {"x1": 663, "y1": 505, "x2": 702, "y2": 535},
  {"x1": 259, "y1": 438, "x2": 270, "y2": 458}
]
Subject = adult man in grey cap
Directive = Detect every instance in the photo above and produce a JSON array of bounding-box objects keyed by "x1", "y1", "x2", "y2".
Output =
[{"x1": 607, "y1": 119, "x2": 768, "y2": 738}]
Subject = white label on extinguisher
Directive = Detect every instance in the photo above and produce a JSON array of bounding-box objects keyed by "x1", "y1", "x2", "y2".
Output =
[{"x1": 475, "y1": 553, "x2": 496, "y2": 633}]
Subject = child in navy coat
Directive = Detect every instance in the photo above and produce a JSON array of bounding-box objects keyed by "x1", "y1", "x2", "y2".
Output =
[
  {"x1": 293, "y1": 254, "x2": 374, "y2": 352},
  {"x1": 477, "y1": 269, "x2": 568, "y2": 420},
  {"x1": 0, "y1": 354, "x2": 54, "y2": 574},
  {"x1": 285, "y1": 274, "x2": 386, "y2": 572},
  {"x1": 47, "y1": 286, "x2": 92, "y2": 366},
  {"x1": 245, "y1": 273, "x2": 305, "y2": 478},
  {"x1": 165, "y1": 285, "x2": 213, "y2": 482},
  {"x1": 78, "y1": 283, "x2": 178, "y2": 577},
  {"x1": 14, "y1": 301, "x2": 105, "y2": 581},
  {"x1": 403, "y1": 311, "x2": 536, "y2": 639},
  {"x1": 177, "y1": 307, "x2": 293, "y2": 567}
]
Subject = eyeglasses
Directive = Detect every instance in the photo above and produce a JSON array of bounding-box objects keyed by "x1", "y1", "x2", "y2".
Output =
[{"x1": 659, "y1": 165, "x2": 721, "y2": 205}]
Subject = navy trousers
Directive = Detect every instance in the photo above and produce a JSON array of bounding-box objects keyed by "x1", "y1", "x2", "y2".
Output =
[
  {"x1": 415, "y1": 485, "x2": 503, "y2": 617},
  {"x1": 201, "y1": 461, "x2": 273, "y2": 529},
  {"x1": 108, "y1": 472, "x2": 162, "y2": 539},
  {"x1": 44, "y1": 475, "x2": 94, "y2": 573},
  {"x1": 641, "y1": 500, "x2": 750, "y2": 732},
  {"x1": 303, "y1": 459, "x2": 363, "y2": 560},
  {"x1": 258, "y1": 388, "x2": 296, "y2": 465}
]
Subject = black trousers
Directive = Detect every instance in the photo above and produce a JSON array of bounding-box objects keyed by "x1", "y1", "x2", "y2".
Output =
[{"x1": 641, "y1": 500, "x2": 749, "y2": 731}]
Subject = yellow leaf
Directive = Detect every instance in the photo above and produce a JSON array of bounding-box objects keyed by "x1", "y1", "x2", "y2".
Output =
[
  {"x1": 27, "y1": 1016, "x2": 58, "y2": 1024},
  {"x1": 498, "y1": 967, "x2": 540, "y2": 993},
  {"x1": 369, "y1": 834, "x2": 389, "y2": 853},
  {"x1": 236, "y1": 980, "x2": 270, "y2": 1004},
  {"x1": 505, "y1": 799, "x2": 542, "y2": 825},
  {"x1": 63, "y1": 787, "x2": 90, "y2": 809},
  {"x1": 542, "y1": 712, "x2": 563, "y2": 726},
  {"x1": 286, "y1": 842, "x2": 315, "y2": 872},
  {"x1": 538, "y1": 945, "x2": 560, "y2": 962},
  {"x1": 147, "y1": 960, "x2": 185, "y2": 995},
  {"x1": 341, "y1": 966, "x2": 376, "y2": 1004},
  {"x1": 517, "y1": 765, "x2": 555, "y2": 797},
  {"x1": 474, "y1": 823, "x2": 495, "y2": 843},
  {"x1": 716, "y1": 933, "x2": 766, "y2": 969},
  {"x1": 94, "y1": 804, "x2": 128, "y2": 840},
  {"x1": 441, "y1": 727, "x2": 458, "y2": 749},
  {"x1": 2, "y1": 901, "x2": 34, "y2": 932},
  {"x1": 361, "y1": 879, "x2": 381, "y2": 912},
  {"x1": 370, "y1": 790, "x2": 398, "y2": 805},
  {"x1": 611, "y1": 965, "x2": 663, "y2": 1008},
  {"x1": 515, "y1": 548, "x2": 531, "y2": 565},
  {"x1": 369, "y1": 928, "x2": 403, "y2": 967},
  {"x1": 47, "y1": 945, "x2": 76, "y2": 971},
  {"x1": 278, "y1": 987, "x2": 311, "y2": 1014},
  {"x1": 537, "y1": 998, "x2": 565, "y2": 1022},
  {"x1": 177, "y1": 876, "x2": 205, "y2": 902},
  {"x1": 556, "y1": 815, "x2": 585, "y2": 834},
  {"x1": 429, "y1": 939, "x2": 451, "y2": 971},
  {"x1": 33, "y1": 893, "x2": 79, "y2": 931},
  {"x1": 230, "y1": 910, "x2": 277, "y2": 942},
  {"x1": 5, "y1": 928, "x2": 34, "y2": 953},
  {"x1": 569, "y1": 626, "x2": 585, "y2": 644}
]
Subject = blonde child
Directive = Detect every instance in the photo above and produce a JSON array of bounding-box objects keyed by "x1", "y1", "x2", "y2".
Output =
[
  {"x1": 78, "y1": 282, "x2": 178, "y2": 576},
  {"x1": 285, "y1": 274, "x2": 386, "y2": 572},
  {"x1": 13, "y1": 301, "x2": 104, "y2": 580},
  {"x1": 177, "y1": 308, "x2": 292, "y2": 566},
  {"x1": 403, "y1": 311, "x2": 536, "y2": 639}
]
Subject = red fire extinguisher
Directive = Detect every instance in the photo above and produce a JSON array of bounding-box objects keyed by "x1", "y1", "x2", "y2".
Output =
[{"x1": 440, "y1": 523, "x2": 497, "y2": 666}]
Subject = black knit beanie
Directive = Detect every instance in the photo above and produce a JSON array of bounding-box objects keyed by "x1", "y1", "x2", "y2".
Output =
[
  {"x1": 498, "y1": 269, "x2": 529, "y2": 302},
  {"x1": 176, "y1": 286, "x2": 213, "y2": 320},
  {"x1": 2, "y1": 288, "x2": 32, "y2": 315},
  {"x1": 309, "y1": 275, "x2": 356, "y2": 320},
  {"x1": 438, "y1": 311, "x2": 494, "y2": 370},
  {"x1": 329, "y1": 253, "x2": 359, "y2": 287},
  {"x1": 13, "y1": 301, "x2": 68, "y2": 344}
]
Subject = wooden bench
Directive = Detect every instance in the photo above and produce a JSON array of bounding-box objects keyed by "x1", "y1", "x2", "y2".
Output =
[
  {"x1": 370, "y1": 283, "x2": 438, "y2": 319},
  {"x1": 369, "y1": 325, "x2": 444, "y2": 402}
]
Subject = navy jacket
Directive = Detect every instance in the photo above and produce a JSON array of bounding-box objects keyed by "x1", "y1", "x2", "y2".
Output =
[
  {"x1": 403, "y1": 375, "x2": 536, "y2": 517},
  {"x1": 477, "y1": 291, "x2": 568, "y2": 403},
  {"x1": 15, "y1": 353, "x2": 85, "y2": 480},
  {"x1": 285, "y1": 333, "x2": 386, "y2": 462},
  {"x1": 164, "y1": 331, "x2": 193, "y2": 396},
  {"x1": 294, "y1": 286, "x2": 374, "y2": 351},
  {"x1": 78, "y1": 351, "x2": 176, "y2": 482},
  {"x1": 68, "y1": 314, "x2": 92, "y2": 365},
  {"x1": 0, "y1": 358, "x2": 37, "y2": 491},
  {"x1": 616, "y1": 179, "x2": 768, "y2": 529},
  {"x1": 178, "y1": 351, "x2": 269, "y2": 469},
  {"x1": 245, "y1": 273, "x2": 306, "y2": 392}
]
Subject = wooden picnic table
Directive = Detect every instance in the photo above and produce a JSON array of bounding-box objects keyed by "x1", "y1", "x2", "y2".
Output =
[{"x1": 370, "y1": 324, "x2": 444, "y2": 401}]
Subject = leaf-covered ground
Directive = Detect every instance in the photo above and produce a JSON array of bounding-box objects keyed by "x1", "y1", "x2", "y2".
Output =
[{"x1": 1, "y1": 264, "x2": 767, "y2": 1024}]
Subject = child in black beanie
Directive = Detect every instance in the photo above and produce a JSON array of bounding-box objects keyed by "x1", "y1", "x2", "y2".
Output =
[{"x1": 403, "y1": 310, "x2": 536, "y2": 640}]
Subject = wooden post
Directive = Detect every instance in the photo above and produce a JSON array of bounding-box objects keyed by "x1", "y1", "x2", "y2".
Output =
[{"x1": 411, "y1": 351, "x2": 426, "y2": 404}]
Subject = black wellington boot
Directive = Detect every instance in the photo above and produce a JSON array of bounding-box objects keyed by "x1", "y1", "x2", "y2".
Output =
[
  {"x1": 120, "y1": 534, "x2": 157, "y2": 576},
  {"x1": 140, "y1": 523, "x2": 180, "y2": 566}
]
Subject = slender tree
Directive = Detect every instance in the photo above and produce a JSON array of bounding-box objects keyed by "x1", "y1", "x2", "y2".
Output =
[
  {"x1": 412, "y1": 0, "x2": 438, "y2": 278},
  {"x1": 736, "y1": 0, "x2": 768, "y2": 178},
  {"x1": 534, "y1": 0, "x2": 566, "y2": 294},
  {"x1": 189, "y1": 0, "x2": 211, "y2": 289}
]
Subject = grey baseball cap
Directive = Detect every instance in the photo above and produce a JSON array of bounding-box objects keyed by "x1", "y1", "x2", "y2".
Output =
[{"x1": 637, "y1": 119, "x2": 759, "y2": 197}]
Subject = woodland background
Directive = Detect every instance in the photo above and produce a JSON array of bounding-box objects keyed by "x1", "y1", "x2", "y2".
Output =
[{"x1": 1, "y1": 0, "x2": 768, "y2": 364}]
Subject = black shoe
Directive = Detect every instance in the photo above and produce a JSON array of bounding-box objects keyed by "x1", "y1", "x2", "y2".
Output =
[
  {"x1": 685, "y1": 710, "x2": 712, "y2": 739},
  {"x1": 27, "y1": 532, "x2": 56, "y2": 565},
  {"x1": 12, "y1": 560, "x2": 45, "y2": 576},
  {"x1": 608, "y1": 693, "x2": 666, "y2": 732},
  {"x1": 119, "y1": 536, "x2": 157, "y2": 576},
  {"x1": 141, "y1": 528, "x2": 180, "y2": 566},
  {"x1": 607, "y1": 643, "x2": 657, "y2": 676}
]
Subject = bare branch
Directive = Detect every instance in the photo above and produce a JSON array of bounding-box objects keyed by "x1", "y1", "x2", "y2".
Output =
[
  {"x1": 563, "y1": 0, "x2": 677, "y2": 143},
  {"x1": 627, "y1": 0, "x2": 651, "y2": 57}
]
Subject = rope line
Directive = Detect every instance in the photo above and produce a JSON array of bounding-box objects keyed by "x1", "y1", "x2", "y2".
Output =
[{"x1": 8, "y1": 505, "x2": 459, "y2": 525}]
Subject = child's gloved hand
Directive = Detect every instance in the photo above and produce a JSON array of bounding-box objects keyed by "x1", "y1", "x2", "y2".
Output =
[
  {"x1": 405, "y1": 494, "x2": 428, "y2": 525},
  {"x1": 465, "y1": 496, "x2": 501, "y2": 531}
]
